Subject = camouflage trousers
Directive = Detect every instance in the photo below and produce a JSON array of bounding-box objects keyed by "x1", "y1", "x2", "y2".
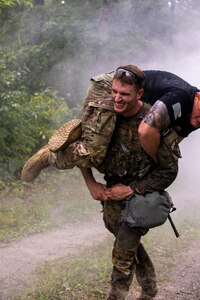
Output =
[
  {"x1": 103, "y1": 201, "x2": 158, "y2": 300},
  {"x1": 49, "y1": 72, "x2": 116, "y2": 170},
  {"x1": 49, "y1": 142, "x2": 91, "y2": 169}
]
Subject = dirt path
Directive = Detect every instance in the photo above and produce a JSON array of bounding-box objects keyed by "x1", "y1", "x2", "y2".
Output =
[
  {"x1": 1, "y1": 216, "x2": 200, "y2": 300},
  {"x1": 126, "y1": 233, "x2": 200, "y2": 300},
  {"x1": 155, "y1": 237, "x2": 200, "y2": 300},
  {"x1": 0, "y1": 217, "x2": 108, "y2": 300}
]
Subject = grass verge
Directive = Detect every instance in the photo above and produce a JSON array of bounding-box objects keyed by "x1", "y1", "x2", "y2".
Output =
[
  {"x1": 14, "y1": 203, "x2": 200, "y2": 300},
  {"x1": 0, "y1": 168, "x2": 101, "y2": 242},
  {"x1": 15, "y1": 238, "x2": 113, "y2": 300}
]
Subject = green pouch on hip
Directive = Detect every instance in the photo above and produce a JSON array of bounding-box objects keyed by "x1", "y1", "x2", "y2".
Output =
[{"x1": 120, "y1": 191, "x2": 173, "y2": 228}]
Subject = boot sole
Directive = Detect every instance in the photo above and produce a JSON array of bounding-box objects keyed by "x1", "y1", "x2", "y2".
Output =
[{"x1": 48, "y1": 119, "x2": 82, "y2": 153}]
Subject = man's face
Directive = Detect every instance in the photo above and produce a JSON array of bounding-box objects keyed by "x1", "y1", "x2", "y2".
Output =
[
  {"x1": 190, "y1": 93, "x2": 200, "y2": 128},
  {"x1": 112, "y1": 79, "x2": 143, "y2": 117}
]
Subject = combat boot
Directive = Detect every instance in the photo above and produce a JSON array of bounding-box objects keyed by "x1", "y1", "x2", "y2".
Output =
[
  {"x1": 21, "y1": 119, "x2": 82, "y2": 182},
  {"x1": 107, "y1": 295, "x2": 124, "y2": 300},
  {"x1": 48, "y1": 119, "x2": 82, "y2": 152},
  {"x1": 135, "y1": 291, "x2": 155, "y2": 300},
  {"x1": 107, "y1": 287, "x2": 128, "y2": 300},
  {"x1": 21, "y1": 145, "x2": 50, "y2": 182}
]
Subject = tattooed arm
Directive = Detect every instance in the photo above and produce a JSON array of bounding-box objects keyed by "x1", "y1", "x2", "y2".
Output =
[{"x1": 138, "y1": 100, "x2": 171, "y2": 162}]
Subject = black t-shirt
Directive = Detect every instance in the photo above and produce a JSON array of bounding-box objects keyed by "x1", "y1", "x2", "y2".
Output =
[{"x1": 142, "y1": 70, "x2": 199, "y2": 137}]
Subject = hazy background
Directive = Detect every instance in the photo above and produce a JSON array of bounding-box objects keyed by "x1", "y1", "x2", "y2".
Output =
[
  {"x1": 1, "y1": 0, "x2": 200, "y2": 199},
  {"x1": 1, "y1": 3, "x2": 200, "y2": 297}
]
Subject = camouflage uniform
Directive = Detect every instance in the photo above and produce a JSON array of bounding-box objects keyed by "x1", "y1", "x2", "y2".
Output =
[
  {"x1": 98, "y1": 103, "x2": 179, "y2": 299},
  {"x1": 49, "y1": 74, "x2": 180, "y2": 299},
  {"x1": 49, "y1": 72, "x2": 116, "y2": 169},
  {"x1": 104, "y1": 201, "x2": 157, "y2": 300}
]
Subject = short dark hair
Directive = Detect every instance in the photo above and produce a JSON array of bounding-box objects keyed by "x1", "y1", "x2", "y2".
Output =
[{"x1": 114, "y1": 65, "x2": 145, "y2": 89}]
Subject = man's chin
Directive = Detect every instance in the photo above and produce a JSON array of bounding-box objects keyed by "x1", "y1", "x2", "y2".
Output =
[{"x1": 114, "y1": 105, "x2": 125, "y2": 113}]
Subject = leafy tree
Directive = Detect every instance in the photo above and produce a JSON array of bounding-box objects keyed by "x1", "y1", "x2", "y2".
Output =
[
  {"x1": 0, "y1": 53, "x2": 74, "y2": 181},
  {"x1": 0, "y1": 0, "x2": 32, "y2": 12}
]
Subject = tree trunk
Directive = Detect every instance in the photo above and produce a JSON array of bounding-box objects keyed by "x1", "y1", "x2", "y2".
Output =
[{"x1": 33, "y1": 0, "x2": 45, "y2": 5}]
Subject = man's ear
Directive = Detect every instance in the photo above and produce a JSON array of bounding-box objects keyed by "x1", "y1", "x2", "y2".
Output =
[{"x1": 137, "y1": 88, "x2": 144, "y2": 99}]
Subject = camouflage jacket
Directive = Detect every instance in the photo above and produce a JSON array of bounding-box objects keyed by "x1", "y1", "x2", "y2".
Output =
[
  {"x1": 68, "y1": 72, "x2": 179, "y2": 193},
  {"x1": 96, "y1": 102, "x2": 179, "y2": 193}
]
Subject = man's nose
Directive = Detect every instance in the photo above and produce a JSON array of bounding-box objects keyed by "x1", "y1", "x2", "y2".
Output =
[{"x1": 115, "y1": 94, "x2": 121, "y2": 102}]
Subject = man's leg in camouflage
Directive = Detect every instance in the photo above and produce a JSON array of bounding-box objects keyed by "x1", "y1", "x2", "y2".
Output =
[
  {"x1": 49, "y1": 140, "x2": 91, "y2": 170},
  {"x1": 21, "y1": 74, "x2": 116, "y2": 182},
  {"x1": 50, "y1": 72, "x2": 116, "y2": 170},
  {"x1": 135, "y1": 243, "x2": 158, "y2": 299},
  {"x1": 103, "y1": 201, "x2": 149, "y2": 300}
]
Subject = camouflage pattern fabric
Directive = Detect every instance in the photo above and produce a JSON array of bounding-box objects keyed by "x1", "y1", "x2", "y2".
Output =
[
  {"x1": 49, "y1": 72, "x2": 180, "y2": 299},
  {"x1": 130, "y1": 128, "x2": 180, "y2": 194},
  {"x1": 97, "y1": 103, "x2": 153, "y2": 176},
  {"x1": 49, "y1": 72, "x2": 116, "y2": 169},
  {"x1": 49, "y1": 71, "x2": 180, "y2": 176},
  {"x1": 103, "y1": 201, "x2": 157, "y2": 299},
  {"x1": 97, "y1": 102, "x2": 179, "y2": 194},
  {"x1": 100, "y1": 103, "x2": 179, "y2": 299}
]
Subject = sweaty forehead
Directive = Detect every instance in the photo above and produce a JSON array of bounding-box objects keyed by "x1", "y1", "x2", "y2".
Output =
[{"x1": 112, "y1": 79, "x2": 136, "y2": 90}]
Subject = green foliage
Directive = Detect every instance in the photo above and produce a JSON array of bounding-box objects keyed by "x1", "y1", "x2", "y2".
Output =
[
  {"x1": 0, "y1": 0, "x2": 32, "y2": 13},
  {"x1": 0, "y1": 54, "x2": 73, "y2": 181}
]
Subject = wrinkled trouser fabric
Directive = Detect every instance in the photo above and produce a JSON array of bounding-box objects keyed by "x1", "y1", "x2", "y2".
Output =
[
  {"x1": 48, "y1": 72, "x2": 179, "y2": 197},
  {"x1": 49, "y1": 72, "x2": 116, "y2": 170},
  {"x1": 103, "y1": 201, "x2": 157, "y2": 300}
]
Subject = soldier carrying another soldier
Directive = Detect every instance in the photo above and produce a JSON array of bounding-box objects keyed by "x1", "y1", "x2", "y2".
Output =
[
  {"x1": 81, "y1": 66, "x2": 179, "y2": 299},
  {"x1": 22, "y1": 65, "x2": 183, "y2": 299},
  {"x1": 21, "y1": 65, "x2": 200, "y2": 182}
]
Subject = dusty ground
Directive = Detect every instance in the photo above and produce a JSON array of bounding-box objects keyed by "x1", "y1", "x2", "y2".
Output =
[
  {"x1": 0, "y1": 215, "x2": 200, "y2": 300},
  {"x1": 0, "y1": 217, "x2": 109, "y2": 300},
  {"x1": 129, "y1": 236, "x2": 200, "y2": 300},
  {"x1": 156, "y1": 238, "x2": 200, "y2": 300}
]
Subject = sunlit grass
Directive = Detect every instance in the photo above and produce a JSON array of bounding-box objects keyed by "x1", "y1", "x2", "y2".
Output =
[
  {"x1": 0, "y1": 168, "x2": 101, "y2": 242},
  {"x1": 14, "y1": 204, "x2": 200, "y2": 300},
  {"x1": 15, "y1": 238, "x2": 113, "y2": 300}
]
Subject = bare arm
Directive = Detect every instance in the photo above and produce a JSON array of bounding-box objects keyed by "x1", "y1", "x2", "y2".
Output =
[
  {"x1": 138, "y1": 100, "x2": 171, "y2": 162},
  {"x1": 80, "y1": 168, "x2": 108, "y2": 201},
  {"x1": 80, "y1": 168, "x2": 134, "y2": 201},
  {"x1": 138, "y1": 120, "x2": 160, "y2": 162}
]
